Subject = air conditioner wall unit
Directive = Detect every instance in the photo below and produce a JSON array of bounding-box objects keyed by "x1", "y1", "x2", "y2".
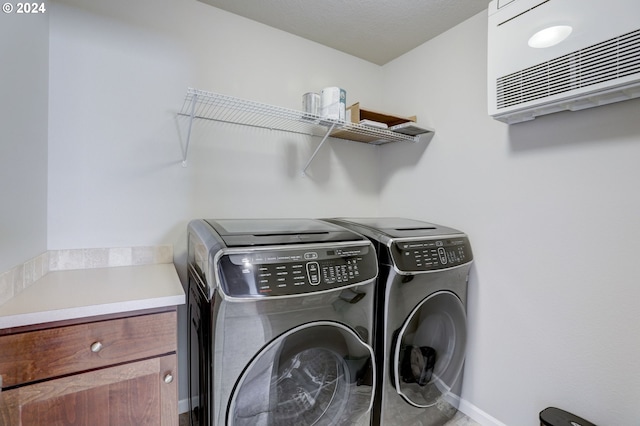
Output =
[{"x1": 487, "y1": 0, "x2": 640, "y2": 124}]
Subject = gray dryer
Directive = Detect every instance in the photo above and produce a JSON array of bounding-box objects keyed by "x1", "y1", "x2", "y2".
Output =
[{"x1": 324, "y1": 218, "x2": 473, "y2": 426}]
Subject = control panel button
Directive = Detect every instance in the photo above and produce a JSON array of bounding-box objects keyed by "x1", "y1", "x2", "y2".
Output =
[
  {"x1": 306, "y1": 262, "x2": 321, "y2": 285},
  {"x1": 438, "y1": 247, "x2": 448, "y2": 265}
]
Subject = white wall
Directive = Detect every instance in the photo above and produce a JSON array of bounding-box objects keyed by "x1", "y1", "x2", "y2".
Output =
[
  {"x1": 38, "y1": 1, "x2": 640, "y2": 423},
  {"x1": 381, "y1": 12, "x2": 640, "y2": 426},
  {"x1": 48, "y1": 0, "x2": 385, "y2": 406},
  {"x1": 0, "y1": 6, "x2": 49, "y2": 271},
  {"x1": 48, "y1": 0, "x2": 384, "y2": 252}
]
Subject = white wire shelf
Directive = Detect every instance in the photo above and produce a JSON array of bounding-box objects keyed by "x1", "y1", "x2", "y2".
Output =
[{"x1": 178, "y1": 88, "x2": 427, "y2": 172}]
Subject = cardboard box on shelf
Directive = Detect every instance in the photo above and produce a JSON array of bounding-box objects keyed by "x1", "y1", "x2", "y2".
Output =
[
  {"x1": 330, "y1": 103, "x2": 419, "y2": 144},
  {"x1": 346, "y1": 103, "x2": 416, "y2": 127}
]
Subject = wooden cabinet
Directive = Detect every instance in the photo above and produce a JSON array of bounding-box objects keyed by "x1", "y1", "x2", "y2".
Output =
[{"x1": 0, "y1": 309, "x2": 178, "y2": 425}]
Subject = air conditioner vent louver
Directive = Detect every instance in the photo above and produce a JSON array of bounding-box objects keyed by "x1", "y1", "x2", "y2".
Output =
[{"x1": 496, "y1": 28, "x2": 640, "y2": 109}]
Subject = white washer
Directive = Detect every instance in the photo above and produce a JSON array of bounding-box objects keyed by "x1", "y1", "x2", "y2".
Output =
[{"x1": 324, "y1": 218, "x2": 473, "y2": 426}]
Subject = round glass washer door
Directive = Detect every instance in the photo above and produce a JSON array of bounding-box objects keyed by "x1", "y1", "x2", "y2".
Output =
[
  {"x1": 392, "y1": 291, "x2": 467, "y2": 408},
  {"x1": 228, "y1": 321, "x2": 375, "y2": 426}
]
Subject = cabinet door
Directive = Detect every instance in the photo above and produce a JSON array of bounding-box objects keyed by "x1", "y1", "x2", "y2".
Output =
[{"x1": 0, "y1": 354, "x2": 177, "y2": 426}]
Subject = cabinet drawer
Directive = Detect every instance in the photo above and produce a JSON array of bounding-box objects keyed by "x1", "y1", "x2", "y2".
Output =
[{"x1": 0, "y1": 311, "x2": 176, "y2": 388}]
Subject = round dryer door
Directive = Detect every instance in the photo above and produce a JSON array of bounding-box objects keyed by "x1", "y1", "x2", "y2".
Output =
[
  {"x1": 228, "y1": 322, "x2": 375, "y2": 426},
  {"x1": 392, "y1": 291, "x2": 467, "y2": 408}
]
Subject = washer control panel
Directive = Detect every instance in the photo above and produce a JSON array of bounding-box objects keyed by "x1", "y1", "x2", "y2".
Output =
[
  {"x1": 217, "y1": 243, "x2": 377, "y2": 298},
  {"x1": 391, "y1": 236, "x2": 472, "y2": 272}
]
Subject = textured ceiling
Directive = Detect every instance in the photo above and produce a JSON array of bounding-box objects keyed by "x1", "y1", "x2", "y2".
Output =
[{"x1": 198, "y1": 0, "x2": 492, "y2": 65}]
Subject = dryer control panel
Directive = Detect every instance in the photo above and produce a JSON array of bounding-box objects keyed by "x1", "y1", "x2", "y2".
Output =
[
  {"x1": 391, "y1": 236, "x2": 473, "y2": 273},
  {"x1": 217, "y1": 243, "x2": 378, "y2": 298}
]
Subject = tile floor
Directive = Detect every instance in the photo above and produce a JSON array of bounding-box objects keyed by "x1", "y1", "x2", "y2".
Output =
[
  {"x1": 179, "y1": 412, "x2": 188, "y2": 426},
  {"x1": 178, "y1": 411, "x2": 481, "y2": 425},
  {"x1": 444, "y1": 411, "x2": 483, "y2": 426}
]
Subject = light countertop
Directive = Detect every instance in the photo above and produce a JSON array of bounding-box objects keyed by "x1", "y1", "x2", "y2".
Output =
[{"x1": 0, "y1": 264, "x2": 185, "y2": 329}]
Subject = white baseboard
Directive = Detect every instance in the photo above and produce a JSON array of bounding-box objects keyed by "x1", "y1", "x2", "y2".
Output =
[
  {"x1": 458, "y1": 398, "x2": 508, "y2": 426},
  {"x1": 178, "y1": 398, "x2": 190, "y2": 415}
]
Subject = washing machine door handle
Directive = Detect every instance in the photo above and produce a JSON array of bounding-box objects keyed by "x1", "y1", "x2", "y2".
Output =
[{"x1": 388, "y1": 327, "x2": 402, "y2": 388}]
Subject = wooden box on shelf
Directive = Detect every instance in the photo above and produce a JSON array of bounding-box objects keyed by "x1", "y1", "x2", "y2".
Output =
[
  {"x1": 347, "y1": 102, "x2": 417, "y2": 127},
  {"x1": 330, "y1": 103, "x2": 417, "y2": 143}
]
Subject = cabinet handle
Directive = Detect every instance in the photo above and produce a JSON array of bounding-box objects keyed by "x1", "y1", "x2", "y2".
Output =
[
  {"x1": 164, "y1": 373, "x2": 174, "y2": 384},
  {"x1": 90, "y1": 341, "x2": 103, "y2": 353}
]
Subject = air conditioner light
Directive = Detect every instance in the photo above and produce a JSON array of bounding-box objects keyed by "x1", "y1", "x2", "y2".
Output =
[{"x1": 528, "y1": 25, "x2": 573, "y2": 48}]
